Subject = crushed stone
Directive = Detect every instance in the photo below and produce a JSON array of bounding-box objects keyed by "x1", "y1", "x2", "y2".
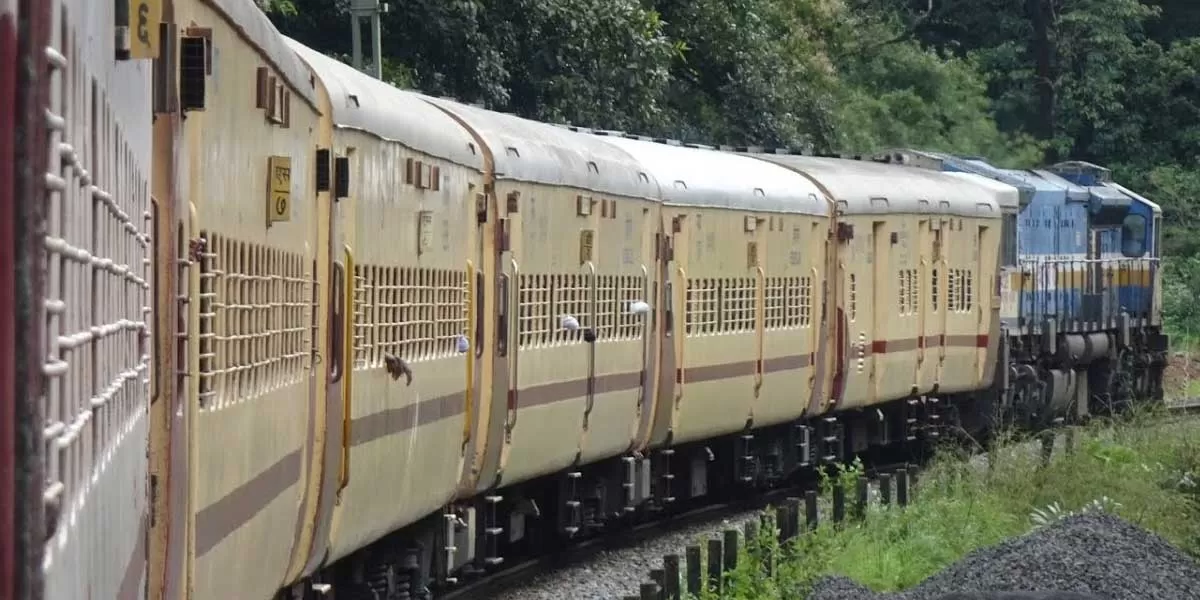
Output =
[{"x1": 808, "y1": 512, "x2": 1200, "y2": 600}]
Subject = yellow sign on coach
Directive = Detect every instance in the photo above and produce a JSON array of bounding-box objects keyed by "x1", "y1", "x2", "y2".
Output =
[
  {"x1": 129, "y1": 0, "x2": 162, "y2": 60},
  {"x1": 267, "y1": 156, "x2": 292, "y2": 224}
]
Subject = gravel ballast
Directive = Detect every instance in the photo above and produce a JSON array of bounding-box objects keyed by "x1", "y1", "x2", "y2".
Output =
[
  {"x1": 488, "y1": 508, "x2": 766, "y2": 600},
  {"x1": 810, "y1": 512, "x2": 1200, "y2": 600}
]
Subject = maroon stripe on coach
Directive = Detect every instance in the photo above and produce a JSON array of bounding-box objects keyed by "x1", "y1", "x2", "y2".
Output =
[{"x1": 0, "y1": 6, "x2": 18, "y2": 597}]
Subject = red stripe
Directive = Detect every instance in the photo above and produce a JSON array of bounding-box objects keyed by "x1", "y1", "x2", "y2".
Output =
[
  {"x1": 0, "y1": 10, "x2": 16, "y2": 599},
  {"x1": 870, "y1": 335, "x2": 988, "y2": 354}
]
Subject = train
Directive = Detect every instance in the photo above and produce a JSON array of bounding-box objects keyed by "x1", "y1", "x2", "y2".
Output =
[{"x1": 0, "y1": 0, "x2": 1168, "y2": 600}]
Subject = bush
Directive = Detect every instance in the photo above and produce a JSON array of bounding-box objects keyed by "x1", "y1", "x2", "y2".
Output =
[{"x1": 683, "y1": 411, "x2": 1200, "y2": 599}]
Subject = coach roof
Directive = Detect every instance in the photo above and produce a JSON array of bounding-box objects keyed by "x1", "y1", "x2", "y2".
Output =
[
  {"x1": 751, "y1": 154, "x2": 1002, "y2": 218},
  {"x1": 286, "y1": 39, "x2": 483, "y2": 169},
  {"x1": 423, "y1": 99, "x2": 659, "y2": 201},
  {"x1": 588, "y1": 135, "x2": 828, "y2": 215}
]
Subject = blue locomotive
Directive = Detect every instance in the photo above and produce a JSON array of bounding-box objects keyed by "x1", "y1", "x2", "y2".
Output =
[{"x1": 883, "y1": 150, "x2": 1168, "y2": 423}]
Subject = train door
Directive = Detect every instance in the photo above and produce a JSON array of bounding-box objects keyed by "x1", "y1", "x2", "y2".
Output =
[
  {"x1": 150, "y1": 171, "x2": 190, "y2": 600},
  {"x1": 749, "y1": 214, "x2": 767, "y2": 425},
  {"x1": 632, "y1": 213, "x2": 667, "y2": 450},
  {"x1": 288, "y1": 144, "x2": 346, "y2": 581},
  {"x1": 459, "y1": 186, "x2": 494, "y2": 493},
  {"x1": 870, "y1": 220, "x2": 888, "y2": 403},
  {"x1": 147, "y1": 18, "x2": 190, "y2": 593},
  {"x1": 935, "y1": 208, "x2": 950, "y2": 387},
  {"x1": 326, "y1": 181, "x2": 346, "y2": 484},
  {"x1": 827, "y1": 212, "x2": 853, "y2": 413},
  {"x1": 976, "y1": 225, "x2": 990, "y2": 380},
  {"x1": 916, "y1": 218, "x2": 926, "y2": 386},
  {"x1": 811, "y1": 216, "x2": 837, "y2": 416},
  {"x1": 916, "y1": 218, "x2": 932, "y2": 390},
  {"x1": 487, "y1": 188, "x2": 523, "y2": 488},
  {"x1": 643, "y1": 214, "x2": 681, "y2": 449},
  {"x1": 574, "y1": 206, "x2": 599, "y2": 459},
  {"x1": 660, "y1": 213, "x2": 690, "y2": 440}
]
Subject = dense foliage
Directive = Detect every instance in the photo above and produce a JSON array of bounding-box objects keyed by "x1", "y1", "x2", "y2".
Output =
[{"x1": 263, "y1": 0, "x2": 1200, "y2": 335}]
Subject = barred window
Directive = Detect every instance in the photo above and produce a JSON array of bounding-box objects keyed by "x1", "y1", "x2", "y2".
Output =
[
  {"x1": 518, "y1": 273, "x2": 553, "y2": 347},
  {"x1": 685, "y1": 278, "x2": 720, "y2": 335},
  {"x1": 797, "y1": 276, "x2": 813, "y2": 327},
  {"x1": 765, "y1": 278, "x2": 787, "y2": 329},
  {"x1": 896, "y1": 268, "x2": 918, "y2": 316},
  {"x1": 197, "y1": 234, "x2": 313, "y2": 410},
  {"x1": 553, "y1": 273, "x2": 590, "y2": 343},
  {"x1": 721, "y1": 278, "x2": 756, "y2": 333},
  {"x1": 352, "y1": 266, "x2": 468, "y2": 363}
]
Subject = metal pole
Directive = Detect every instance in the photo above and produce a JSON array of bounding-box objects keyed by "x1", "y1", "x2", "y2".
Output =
[
  {"x1": 371, "y1": 13, "x2": 383, "y2": 80},
  {"x1": 350, "y1": 14, "x2": 363, "y2": 72}
]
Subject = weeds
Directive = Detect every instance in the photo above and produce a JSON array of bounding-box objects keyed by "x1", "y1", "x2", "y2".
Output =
[{"x1": 678, "y1": 409, "x2": 1200, "y2": 599}]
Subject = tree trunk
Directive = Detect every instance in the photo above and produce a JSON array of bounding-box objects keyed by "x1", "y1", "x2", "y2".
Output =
[{"x1": 1028, "y1": 0, "x2": 1057, "y2": 161}]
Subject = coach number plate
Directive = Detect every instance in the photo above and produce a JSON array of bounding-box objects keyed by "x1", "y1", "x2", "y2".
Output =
[{"x1": 267, "y1": 156, "x2": 292, "y2": 224}]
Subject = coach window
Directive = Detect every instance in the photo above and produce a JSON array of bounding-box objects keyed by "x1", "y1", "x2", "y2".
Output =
[{"x1": 1121, "y1": 214, "x2": 1148, "y2": 258}]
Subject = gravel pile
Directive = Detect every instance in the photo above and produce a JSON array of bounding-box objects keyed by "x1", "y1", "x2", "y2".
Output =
[{"x1": 810, "y1": 512, "x2": 1200, "y2": 600}]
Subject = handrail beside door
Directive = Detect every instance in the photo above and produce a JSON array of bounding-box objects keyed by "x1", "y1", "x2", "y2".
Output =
[
  {"x1": 754, "y1": 265, "x2": 765, "y2": 396},
  {"x1": 463, "y1": 260, "x2": 476, "y2": 447},
  {"x1": 674, "y1": 266, "x2": 686, "y2": 405},
  {"x1": 338, "y1": 244, "x2": 355, "y2": 496},
  {"x1": 504, "y1": 258, "x2": 520, "y2": 435},
  {"x1": 582, "y1": 260, "x2": 597, "y2": 429},
  {"x1": 638, "y1": 264, "x2": 650, "y2": 411}
]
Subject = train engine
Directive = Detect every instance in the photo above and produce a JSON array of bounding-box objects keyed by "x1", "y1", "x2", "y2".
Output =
[{"x1": 883, "y1": 150, "x2": 1169, "y2": 427}]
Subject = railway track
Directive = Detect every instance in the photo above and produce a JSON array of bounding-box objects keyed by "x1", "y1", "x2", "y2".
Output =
[
  {"x1": 1167, "y1": 399, "x2": 1200, "y2": 414},
  {"x1": 435, "y1": 460, "x2": 917, "y2": 600},
  {"x1": 435, "y1": 401, "x2": 1200, "y2": 600}
]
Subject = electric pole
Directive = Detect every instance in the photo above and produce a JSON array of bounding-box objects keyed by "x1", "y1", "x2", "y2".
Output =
[{"x1": 349, "y1": 0, "x2": 387, "y2": 80}]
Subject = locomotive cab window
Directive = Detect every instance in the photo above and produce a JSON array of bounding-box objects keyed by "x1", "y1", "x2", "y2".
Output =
[
  {"x1": 1001, "y1": 213, "x2": 1018, "y2": 266},
  {"x1": 1121, "y1": 214, "x2": 1148, "y2": 258},
  {"x1": 1154, "y1": 215, "x2": 1163, "y2": 258}
]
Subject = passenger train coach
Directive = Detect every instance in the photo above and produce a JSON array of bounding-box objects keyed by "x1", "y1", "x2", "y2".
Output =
[{"x1": 2, "y1": 0, "x2": 1167, "y2": 599}]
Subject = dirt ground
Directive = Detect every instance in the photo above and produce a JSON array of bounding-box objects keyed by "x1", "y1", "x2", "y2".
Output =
[{"x1": 1163, "y1": 348, "x2": 1199, "y2": 402}]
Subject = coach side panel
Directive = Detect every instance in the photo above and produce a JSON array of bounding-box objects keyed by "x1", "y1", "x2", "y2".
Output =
[
  {"x1": 171, "y1": 2, "x2": 326, "y2": 598},
  {"x1": 40, "y1": 2, "x2": 155, "y2": 599}
]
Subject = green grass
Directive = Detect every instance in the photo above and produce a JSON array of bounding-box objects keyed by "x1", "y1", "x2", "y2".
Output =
[
  {"x1": 686, "y1": 408, "x2": 1200, "y2": 599},
  {"x1": 1182, "y1": 379, "x2": 1200, "y2": 399}
]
